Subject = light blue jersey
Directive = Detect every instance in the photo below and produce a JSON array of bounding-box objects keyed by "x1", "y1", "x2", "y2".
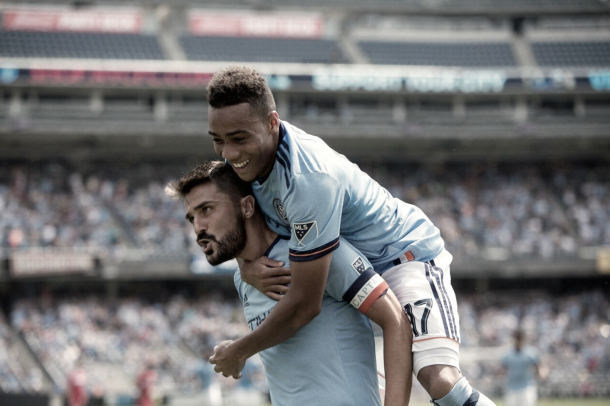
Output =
[
  {"x1": 234, "y1": 235, "x2": 388, "y2": 406},
  {"x1": 252, "y1": 121, "x2": 444, "y2": 273},
  {"x1": 501, "y1": 347, "x2": 540, "y2": 390}
]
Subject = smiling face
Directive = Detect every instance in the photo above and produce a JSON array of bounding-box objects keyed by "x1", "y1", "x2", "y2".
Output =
[
  {"x1": 208, "y1": 103, "x2": 279, "y2": 182},
  {"x1": 183, "y1": 181, "x2": 247, "y2": 266}
]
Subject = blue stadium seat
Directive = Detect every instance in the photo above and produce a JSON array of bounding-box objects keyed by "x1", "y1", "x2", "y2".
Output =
[
  {"x1": 358, "y1": 41, "x2": 516, "y2": 67},
  {"x1": 179, "y1": 35, "x2": 346, "y2": 64},
  {"x1": 0, "y1": 31, "x2": 165, "y2": 60},
  {"x1": 532, "y1": 41, "x2": 610, "y2": 67}
]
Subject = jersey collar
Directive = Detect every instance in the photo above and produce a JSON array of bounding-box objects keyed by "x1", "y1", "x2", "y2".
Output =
[
  {"x1": 254, "y1": 121, "x2": 286, "y2": 185},
  {"x1": 263, "y1": 233, "x2": 290, "y2": 257}
]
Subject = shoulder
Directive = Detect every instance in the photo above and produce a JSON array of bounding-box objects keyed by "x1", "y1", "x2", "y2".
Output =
[
  {"x1": 281, "y1": 121, "x2": 345, "y2": 177},
  {"x1": 526, "y1": 346, "x2": 541, "y2": 361}
]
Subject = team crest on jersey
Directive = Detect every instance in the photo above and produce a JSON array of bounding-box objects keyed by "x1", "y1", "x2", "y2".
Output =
[
  {"x1": 293, "y1": 221, "x2": 318, "y2": 245},
  {"x1": 352, "y1": 257, "x2": 366, "y2": 274},
  {"x1": 273, "y1": 198, "x2": 289, "y2": 226}
]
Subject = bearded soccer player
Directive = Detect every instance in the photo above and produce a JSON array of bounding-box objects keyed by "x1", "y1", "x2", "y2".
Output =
[
  {"x1": 205, "y1": 66, "x2": 496, "y2": 406},
  {"x1": 167, "y1": 161, "x2": 411, "y2": 406}
]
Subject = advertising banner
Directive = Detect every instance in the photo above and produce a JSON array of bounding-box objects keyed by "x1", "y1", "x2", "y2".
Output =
[{"x1": 3, "y1": 9, "x2": 142, "y2": 33}]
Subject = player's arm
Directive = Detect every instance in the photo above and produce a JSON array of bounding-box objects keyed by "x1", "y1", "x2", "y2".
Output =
[
  {"x1": 210, "y1": 253, "x2": 331, "y2": 378},
  {"x1": 237, "y1": 257, "x2": 291, "y2": 300},
  {"x1": 339, "y1": 265, "x2": 412, "y2": 406},
  {"x1": 365, "y1": 289, "x2": 413, "y2": 406}
]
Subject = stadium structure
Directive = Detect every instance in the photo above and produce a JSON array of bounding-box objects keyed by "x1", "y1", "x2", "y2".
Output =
[{"x1": 0, "y1": 0, "x2": 609, "y2": 405}]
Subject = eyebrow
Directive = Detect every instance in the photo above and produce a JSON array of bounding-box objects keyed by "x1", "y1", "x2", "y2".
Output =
[
  {"x1": 184, "y1": 201, "x2": 212, "y2": 220},
  {"x1": 208, "y1": 129, "x2": 247, "y2": 137}
]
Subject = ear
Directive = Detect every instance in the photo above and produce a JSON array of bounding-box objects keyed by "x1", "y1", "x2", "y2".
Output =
[
  {"x1": 267, "y1": 111, "x2": 279, "y2": 131},
  {"x1": 240, "y1": 195, "x2": 256, "y2": 219}
]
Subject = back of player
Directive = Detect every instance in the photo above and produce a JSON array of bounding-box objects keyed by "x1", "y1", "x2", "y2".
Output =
[{"x1": 234, "y1": 235, "x2": 382, "y2": 406}]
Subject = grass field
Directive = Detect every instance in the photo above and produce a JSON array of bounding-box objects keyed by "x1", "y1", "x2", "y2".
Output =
[{"x1": 408, "y1": 398, "x2": 610, "y2": 406}]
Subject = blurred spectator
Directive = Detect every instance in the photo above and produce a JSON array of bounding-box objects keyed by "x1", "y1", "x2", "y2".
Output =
[
  {"x1": 2, "y1": 160, "x2": 608, "y2": 261},
  {"x1": 66, "y1": 359, "x2": 88, "y2": 406},
  {"x1": 136, "y1": 362, "x2": 157, "y2": 406}
]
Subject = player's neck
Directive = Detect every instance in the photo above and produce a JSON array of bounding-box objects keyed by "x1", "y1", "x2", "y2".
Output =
[
  {"x1": 238, "y1": 214, "x2": 278, "y2": 261},
  {"x1": 258, "y1": 128, "x2": 280, "y2": 180}
]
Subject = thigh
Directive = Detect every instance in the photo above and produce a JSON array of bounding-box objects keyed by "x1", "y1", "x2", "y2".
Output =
[
  {"x1": 381, "y1": 251, "x2": 461, "y2": 376},
  {"x1": 382, "y1": 256, "x2": 460, "y2": 346}
]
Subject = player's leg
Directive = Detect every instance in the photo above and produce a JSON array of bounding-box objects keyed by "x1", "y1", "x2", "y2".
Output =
[
  {"x1": 381, "y1": 249, "x2": 496, "y2": 406},
  {"x1": 427, "y1": 374, "x2": 496, "y2": 406}
]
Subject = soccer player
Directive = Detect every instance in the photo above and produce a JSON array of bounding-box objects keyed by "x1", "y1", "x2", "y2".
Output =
[
  {"x1": 166, "y1": 161, "x2": 412, "y2": 406},
  {"x1": 206, "y1": 65, "x2": 496, "y2": 406},
  {"x1": 501, "y1": 330, "x2": 542, "y2": 406}
]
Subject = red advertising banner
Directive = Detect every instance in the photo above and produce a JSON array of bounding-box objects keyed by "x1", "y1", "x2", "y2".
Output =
[
  {"x1": 3, "y1": 9, "x2": 142, "y2": 33},
  {"x1": 25, "y1": 69, "x2": 214, "y2": 88},
  {"x1": 10, "y1": 250, "x2": 95, "y2": 278},
  {"x1": 189, "y1": 11, "x2": 323, "y2": 38}
]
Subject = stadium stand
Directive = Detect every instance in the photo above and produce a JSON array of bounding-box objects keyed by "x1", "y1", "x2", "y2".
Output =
[
  {"x1": 0, "y1": 32, "x2": 165, "y2": 60},
  {"x1": 0, "y1": 313, "x2": 47, "y2": 394},
  {"x1": 2, "y1": 160, "x2": 608, "y2": 261},
  {"x1": 531, "y1": 42, "x2": 610, "y2": 67},
  {"x1": 179, "y1": 36, "x2": 346, "y2": 64},
  {"x1": 4, "y1": 286, "x2": 609, "y2": 401},
  {"x1": 6, "y1": 0, "x2": 610, "y2": 14},
  {"x1": 358, "y1": 41, "x2": 517, "y2": 67},
  {"x1": 0, "y1": 162, "x2": 129, "y2": 252},
  {"x1": 9, "y1": 293, "x2": 262, "y2": 403},
  {"x1": 0, "y1": 2, "x2": 609, "y2": 405},
  {"x1": 458, "y1": 288, "x2": 610, "y2": 398}
]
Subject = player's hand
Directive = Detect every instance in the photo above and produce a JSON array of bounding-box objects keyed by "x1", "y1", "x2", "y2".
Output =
[
  {"x1": 240, "y1": 256, "x2": 291, "y2": 301},
  {"x1": 209, "y1": 341, "x2": 244, "y2": 379}
]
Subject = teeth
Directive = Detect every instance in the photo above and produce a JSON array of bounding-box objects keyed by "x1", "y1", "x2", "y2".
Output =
[{"x1": 233, "y1": 160, "x2": 249, "y2": 168}]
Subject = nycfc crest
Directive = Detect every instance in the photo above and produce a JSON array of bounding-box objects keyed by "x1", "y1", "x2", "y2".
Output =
[{"x1": 273, "y1": 198, "x2": 289, "y2": 226}]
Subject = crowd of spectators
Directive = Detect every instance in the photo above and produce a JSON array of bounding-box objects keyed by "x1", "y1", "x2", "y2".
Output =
[
  {"x1": 2, "y1": 287, "x2": 608, "y2": 400},
  {"x1": 9, "y1": 292, "x2": 265, "y2": 403},
  {"x1": 1, "y1": 158, "x2": 608, "y2": 401},
  {"x1": 1, "y1": 159, "x2": 608, "y2": 263},
  {"x1": 458, "y1": 288, "x2": 610, "y2": 398},
  {"x1": 0, "y1": 312, "x2": 45, "y2": 394},
  {"x1": 0, "y1": 161, "x2": 127, "y2": 254}
]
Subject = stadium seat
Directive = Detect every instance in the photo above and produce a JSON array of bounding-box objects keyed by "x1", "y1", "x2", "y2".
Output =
[
  {"x1": 532, "y1": 41, "x2": 610, "y2": 67},
  {"x1": 357, "y1": 41, "x2": 517, "y2": 67},
  {"x1": 179, "y1": 35, "x2": 347, "y2": 64},
  {"x1": 0, "y1": 31, "x2": 165, "y2": 60}
]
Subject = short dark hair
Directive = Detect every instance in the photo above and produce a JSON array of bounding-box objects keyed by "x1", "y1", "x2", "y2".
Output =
[
  {"x1": 206, "y1": 66, "x2": 276, "y2": 120},
  {"x1": 166, "y1": 161, "x2": 252, "y2": 202}
]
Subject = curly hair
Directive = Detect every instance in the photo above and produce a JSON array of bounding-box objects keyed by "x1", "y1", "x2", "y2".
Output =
[
  {"x1": 165, "y1": 160, "x2": 252, "y2": 202},
  {"x1": 206, "y1": 66, "x2": 276, "y2": 120}
]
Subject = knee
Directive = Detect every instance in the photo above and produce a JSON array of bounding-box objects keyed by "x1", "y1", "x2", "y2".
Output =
[{"x1": 417, "y1": 364, "x2": 462, "y2": 400}]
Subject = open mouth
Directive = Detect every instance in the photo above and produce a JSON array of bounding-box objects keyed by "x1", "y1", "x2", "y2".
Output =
[
  {"x1": 233, "y1": 160, "x2": 250, "y2": 169},
  {"x1": 198, "y1": 239, "x2": 212, "y2": 254}
]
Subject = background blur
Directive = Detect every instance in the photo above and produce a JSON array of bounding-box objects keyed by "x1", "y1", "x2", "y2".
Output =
[{"x1": 0, "y1": 0, "x2": 609, "y2": 405}]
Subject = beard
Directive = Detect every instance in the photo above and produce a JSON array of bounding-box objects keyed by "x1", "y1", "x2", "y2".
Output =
[{"x1": 204, "y1": 213, "x2": 247, "y2": 266}]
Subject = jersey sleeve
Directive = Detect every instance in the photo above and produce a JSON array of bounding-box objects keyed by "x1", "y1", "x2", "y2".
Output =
[
  {"x1": 233, "y1": 270, "x2": 245, "y2": 303},
  {"x1": 325, "y1": 237, "x2": 389, "y2": 314},
  {"x1": 284, "y1": 172, "x2": 343, "y2": 262}
]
